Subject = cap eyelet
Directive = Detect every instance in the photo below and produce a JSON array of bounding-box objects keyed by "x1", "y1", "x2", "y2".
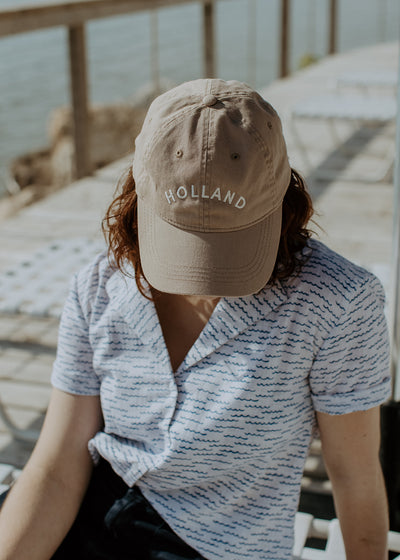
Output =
[
  {"x1": 267, "y1": 122, "x2": 273, "y2": 130},
  {"x1": 176, "y1": 149, "x2": 183, "y2": 158},
  {"x1": 231, "y1": 152, "x2": 241, "y2": 161}
]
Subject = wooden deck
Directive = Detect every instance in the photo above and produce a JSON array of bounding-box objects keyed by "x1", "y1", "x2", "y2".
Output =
[{"x1": 0, "y1": 41, "x2": 397, "y2": 474}]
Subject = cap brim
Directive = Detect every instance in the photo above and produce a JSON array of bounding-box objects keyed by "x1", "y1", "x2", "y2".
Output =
[{"x1": 138, "y1": 200, "x2": 282, "y2": 297}]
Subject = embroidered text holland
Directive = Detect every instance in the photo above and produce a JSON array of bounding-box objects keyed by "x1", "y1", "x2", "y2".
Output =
[{"x1": 164, "y1": 185, "x2": 246, "y2": 209}]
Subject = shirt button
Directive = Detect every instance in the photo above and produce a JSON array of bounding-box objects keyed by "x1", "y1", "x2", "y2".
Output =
[{"x1": 202, "y1": 94, "x2": 218, "y2": 107}]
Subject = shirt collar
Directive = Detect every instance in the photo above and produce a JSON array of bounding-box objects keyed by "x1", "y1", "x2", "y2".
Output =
[
  {"x1": 182, "y1": 280, "x2": 288, "y2": 369},
  {"x1": 109, "y1": 267, "x2": 288, "y2": 368},
  {"x1": 107, "y1": 267, "x2": 162, "y2": 346}
]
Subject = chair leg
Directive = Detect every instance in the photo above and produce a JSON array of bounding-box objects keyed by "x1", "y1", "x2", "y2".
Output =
[
  {"x1": 291, "y1": 114, "x2": 394, "y2": 183},
  {"x1": 0, "y1": 398, "x2": 39, "y2": 443}
]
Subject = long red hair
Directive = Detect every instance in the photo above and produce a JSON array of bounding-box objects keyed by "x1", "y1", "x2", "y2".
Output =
[{"x1": 102, "y1": 167, "x2": 314, "y2": 298}]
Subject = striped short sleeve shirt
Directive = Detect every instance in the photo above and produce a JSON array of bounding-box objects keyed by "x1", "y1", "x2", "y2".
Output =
[{"x1": 51, "y1": 239, "x2": 391, "y2": 559}]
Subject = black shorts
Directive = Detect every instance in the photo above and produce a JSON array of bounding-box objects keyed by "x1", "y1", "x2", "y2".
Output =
[{"x1": 1, "y1": 459, "x2": 207, "y2": 560}]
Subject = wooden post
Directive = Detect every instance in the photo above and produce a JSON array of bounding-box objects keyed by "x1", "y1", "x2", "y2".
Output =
[
  {"x1": 203, "y1": 1, "x2": 215, "y2": 78},
  {"x1": 68, "y1": 24, "x2": 91, "y2": 179},
  {"x1": 247, "y1": 0, "x2": 257, "y2": 85},
  {"x1": 328, "y1": 0, "x2": 337, "y2": 55},
  {"x1": 280, "y1": 0, "x2": 290, "y2": 78},
  {"x1": 150, "y1": 10, "x2": 160, "y2": 94}
]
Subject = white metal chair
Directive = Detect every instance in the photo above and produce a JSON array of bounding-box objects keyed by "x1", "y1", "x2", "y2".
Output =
[
  {"x1": 337, "y1": 70, "x2": 398, "y2": 93},
  {"x1": 0, "y1": 237, "x2": 105, "y2": 442},
  {"x1": 0, "y1": 463, "x2": 21, "y2": 497},
  {"x1": 1, "y1": 478, "x2": 399, "y2": 560},
  {"x1": 294, "y1": 512, "x2": 400, "y2": 559},
  {"x1": 291, "y1": 93, "x2": 397, "y2": 182}
]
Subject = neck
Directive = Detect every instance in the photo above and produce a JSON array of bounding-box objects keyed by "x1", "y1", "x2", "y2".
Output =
[
  {"x1": 180, "y1": 294, "x2": 220, "y2": 321},
  {"x1": 151, "y1": 290, "x2": 221, "y2": 372},
  {"x1": 152, "y1": 289, "x2": 220, "y2": 317}
]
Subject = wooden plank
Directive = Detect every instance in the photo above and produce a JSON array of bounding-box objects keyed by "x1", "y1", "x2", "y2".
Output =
[
  {"x1": 0, "y1": 0, "x2": 198, "y2": 38},
  {"x1": 68, "y1": 24, "x2": 91, "y2": 178},
  {"x1": 203, "y1": 1, "x2": 215, "y2": 78},
  {"x1": 0, "y1": 380, "x2": 50, "y2": 410}
]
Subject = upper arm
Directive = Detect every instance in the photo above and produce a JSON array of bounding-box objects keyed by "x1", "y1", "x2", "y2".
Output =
[
  {"x1": 309, "y1": 273, "x2": 391, "y2": 416},
  {"x1": 316, "y1": 407, "x2": 382, "y2": 483},
  {"x1": 29, "y1": 387, "x2": 103, "y2": 480}
]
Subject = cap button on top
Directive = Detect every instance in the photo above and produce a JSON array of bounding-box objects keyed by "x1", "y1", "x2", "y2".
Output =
[{"x1": 202, "y1": 94, "x2": 218, "y2": 107}]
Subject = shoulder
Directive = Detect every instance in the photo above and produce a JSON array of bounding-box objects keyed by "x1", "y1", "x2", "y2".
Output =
[
  {"x1": 72, "y1": 251, "x2": 132, "y2": 321},
  {"x1": 74, "y1": 250, "x2": 114, "y2": 292},
  {"x1": 285, "y1": 239, "x2": 386, "y2": 316}
]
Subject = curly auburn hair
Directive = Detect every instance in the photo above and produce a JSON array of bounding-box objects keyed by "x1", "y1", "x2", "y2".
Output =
[{"x1": 102, "y1": 167, "x2": 314, "y2": 299}]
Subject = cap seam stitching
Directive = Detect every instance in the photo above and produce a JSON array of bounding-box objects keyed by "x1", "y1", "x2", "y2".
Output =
[
  {"x1": 142, "y1": 105, "x2": 202, "y2": 160},
  {"x1": 204, "y1": 106, "x2": 214, "y2": 229}
]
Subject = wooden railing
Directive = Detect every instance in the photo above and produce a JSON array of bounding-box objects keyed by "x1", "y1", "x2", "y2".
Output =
[{"x1": 0, "y1": 0, "x2": 338, "y2": 180}]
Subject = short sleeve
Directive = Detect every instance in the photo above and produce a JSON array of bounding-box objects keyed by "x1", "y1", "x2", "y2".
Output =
[
  {"x1": 51, "y1": 272, "x2": 101, "y2": 396},
  {"x1": 310, "y1": 274, "x2": 391, "y2": 414}
]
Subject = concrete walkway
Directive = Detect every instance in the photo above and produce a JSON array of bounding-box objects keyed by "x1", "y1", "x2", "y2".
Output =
[{"x1": 0, "y1": 41, "x2": 398, "y2": 469}]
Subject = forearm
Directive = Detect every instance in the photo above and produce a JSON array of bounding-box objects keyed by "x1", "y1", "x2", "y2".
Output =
[
  {"x1": 333, "y1": 468, "x2": 388, "y2": 560},
  {"x1": 0, "y1": 455, "x2": 93, "y2": 560}
]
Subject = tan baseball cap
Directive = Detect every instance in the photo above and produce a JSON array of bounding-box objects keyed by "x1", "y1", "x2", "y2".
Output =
[{"x1": 133, "y1": 78, "x2": 291, "y2": 297}]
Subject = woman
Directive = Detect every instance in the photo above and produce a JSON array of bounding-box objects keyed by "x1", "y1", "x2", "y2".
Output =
[{"x1": 0, "y1": 79, "x2": 391, "y2": 559}]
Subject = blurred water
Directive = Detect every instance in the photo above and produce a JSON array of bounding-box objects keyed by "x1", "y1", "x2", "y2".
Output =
[{"x1": 0, "y1": 0, "x2": 399, "y2": 195}]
